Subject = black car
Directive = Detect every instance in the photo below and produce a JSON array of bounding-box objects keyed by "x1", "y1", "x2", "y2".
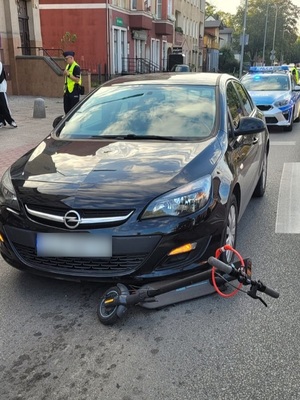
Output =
[
  {"x1": 0, "y1": 73, "x2": 269, "y2": 283},
  {"x1": 170, "y1": 64, "x2": 191, "y2": 72}
]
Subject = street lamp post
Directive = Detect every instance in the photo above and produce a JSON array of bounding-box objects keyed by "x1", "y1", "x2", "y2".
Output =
[
  {"x1": 262, "y1": 2, "x2": 269, "y2": 65},
  {"x1": 271, "y1": 4, "x2": 283, "y2": 66},
  {"x1": 239, "y1": 0, "x2": 248, "y2": 78}
]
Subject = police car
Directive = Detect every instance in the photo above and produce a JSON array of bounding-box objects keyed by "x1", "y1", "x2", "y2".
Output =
[{"x1": 241, "y1": 65, "x2": 300, "y2": 131}]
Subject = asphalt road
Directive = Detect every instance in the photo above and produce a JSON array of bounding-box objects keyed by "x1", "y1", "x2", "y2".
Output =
[{"x1": 0, "y1": 120, "x2": 299, "y2": 399}]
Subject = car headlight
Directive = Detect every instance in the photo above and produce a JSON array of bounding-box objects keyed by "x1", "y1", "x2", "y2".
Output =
[
  {"x1": 0, "y1": 168, "x2": 20, "y2": 211},
  {"x1": 141, "y1": 175, "x2": 211, "y2": 219},
  {"x1": 274, "y1": 98, "x2": 290, "y2": 107}
]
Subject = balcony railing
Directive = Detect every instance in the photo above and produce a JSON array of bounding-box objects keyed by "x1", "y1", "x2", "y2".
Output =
[{"x1": 122, "y1": 57, "x2": 161, "y2": 74}]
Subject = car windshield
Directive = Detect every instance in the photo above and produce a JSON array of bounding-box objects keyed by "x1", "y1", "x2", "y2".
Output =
[
  {"x1": 57, "y1": 84, "x2": 216, "y2": 140},
  {"x1": 242, "y1": 74, "x2": 290, "y2": 91}
]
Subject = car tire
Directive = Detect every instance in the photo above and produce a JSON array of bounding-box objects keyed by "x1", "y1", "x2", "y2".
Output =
[
  {"x1": 253, "y1": 151, "x2": 267, "y2": 197},
  {"x1": 220, "y1": 195, "x2": 238, "y2": 263}
]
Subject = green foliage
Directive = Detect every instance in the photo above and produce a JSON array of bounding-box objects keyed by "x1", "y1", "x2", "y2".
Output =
[
  {"x1": 205, "y1": 1, "x2": 234, "y2": 26},
  {"x1": 219, "y1": 47, "x2": 239, "y2": 75},
  {"x1": 209, "y1": 0, "x2": 300, "y2": 67},
  {"x1": 61, "y1": 32, "x2": 77, "y2": 50},
  {"x1": 175, "y1": 26, "x2": 183, "y2": 33},
  {"x1": 205, "y1": 2, "x2": 217, "y2": 18},
  {"x1": 231, "y1": 0, "x2": 300, "y2": 65}
]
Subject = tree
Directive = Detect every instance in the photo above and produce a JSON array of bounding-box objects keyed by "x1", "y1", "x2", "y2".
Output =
[
  {"x1": 219, "y1": 46, "x2": 239, "y2": 75},
  {"x1": 232, "y1": 0, "x2": 300, "y2": 65},
  {"x1": 205, "y1": 2, "x2": 234, "y2": 26}
]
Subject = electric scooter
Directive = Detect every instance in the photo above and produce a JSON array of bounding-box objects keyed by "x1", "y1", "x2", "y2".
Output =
[{"x1": 97, "y1": 245, "x2": 279, "y2": 326}]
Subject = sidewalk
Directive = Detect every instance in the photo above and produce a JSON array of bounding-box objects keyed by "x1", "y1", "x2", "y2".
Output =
[{"x1": 0, "y1": 96, "x2": 63, "y2": 178}]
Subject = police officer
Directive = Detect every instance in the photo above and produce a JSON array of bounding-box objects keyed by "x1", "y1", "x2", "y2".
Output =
[
  {"x1": 63, "y1": 51, "x2": 82, "y2": 114},
  {"x1": 291, "y1": 67, "x2": 299, "y2": 84}
]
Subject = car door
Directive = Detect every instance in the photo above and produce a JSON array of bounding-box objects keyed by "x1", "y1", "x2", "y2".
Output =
[{"x1": 226, "y1": 80, "x2": 264, "y2": 217}]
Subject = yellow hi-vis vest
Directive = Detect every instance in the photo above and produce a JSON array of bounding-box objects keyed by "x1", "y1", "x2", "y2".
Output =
[
  {"x1": 295, "y1": 68, "x2": 299, "y2": 84},
  {"x1": 64, "y1": 61, "x2": 82, "y2": 93}
]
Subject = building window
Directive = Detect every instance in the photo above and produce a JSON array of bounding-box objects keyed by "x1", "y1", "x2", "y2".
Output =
[
  {"x1": 168, "y1": 0, "x2": 172, "y2": 16},
  {"x1": 157, "y1": 0, "x2": 162, "y2": 19},
  {"x1": 131, "y1": 0, "x2": 137, "y2": 10},
  {"x1": 113, "y1": 27, "x2": 127, "y2": 74}
]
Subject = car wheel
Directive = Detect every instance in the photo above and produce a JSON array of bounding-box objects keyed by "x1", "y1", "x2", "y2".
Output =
[
  {"x1": 253, "y1": 151, "x2": 267, "y2": 197},
  {"x1": 220, "y1": 195, "x2": 238, "y2": 263}
]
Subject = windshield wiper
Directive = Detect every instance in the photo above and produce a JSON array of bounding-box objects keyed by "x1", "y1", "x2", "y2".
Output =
[{"x1": 90, "y1": 134, "x2": 179, "y2": 141}]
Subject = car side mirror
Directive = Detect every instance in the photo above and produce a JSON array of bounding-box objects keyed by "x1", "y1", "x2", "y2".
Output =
[
  {"x1": 234, "y1": 116, "x2": 266, "y2": 136},
  {"x1": 52, "y1": 115, "x2": 64, "y2": 128}
]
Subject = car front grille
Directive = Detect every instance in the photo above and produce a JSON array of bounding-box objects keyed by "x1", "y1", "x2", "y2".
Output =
[
  {"x1": 24, "y1": 204, "x2": 134, "y2": 229},
  {"x1": 257, "y1": 105, "x2": 272, "y2": 111},
  {"x1": 13, "y1": 242, "x2": 146, "y2": 274}
]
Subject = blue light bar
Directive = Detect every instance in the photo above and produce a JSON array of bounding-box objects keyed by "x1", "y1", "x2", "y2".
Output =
[{"x1": 249, "y1": 65, "x2": 289, "y2": 73}]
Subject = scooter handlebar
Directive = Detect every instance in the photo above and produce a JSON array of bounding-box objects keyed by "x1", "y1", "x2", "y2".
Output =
[
  {"x1": 258, "y1": 283, "x2": 279, "y2": 299},
  {"x1": 208, "y1": 256, "x2": 279, "y2": 299},
  {"x1": 208, "y1": 256, "x2": 236, "y2": 275}
]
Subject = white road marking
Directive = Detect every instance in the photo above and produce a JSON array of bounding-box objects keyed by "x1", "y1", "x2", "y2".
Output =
[
  {"x1": 271, "y1": 141, "x2": 296, "y2": 146},
  {"x1": 276, "y1": 163, "x2": 300, "y2": 233}
]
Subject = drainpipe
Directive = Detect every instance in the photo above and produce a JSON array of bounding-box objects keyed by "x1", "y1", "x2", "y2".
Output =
[{"x1": 106, "y1": 0, "x2": 111, "y2": 79}]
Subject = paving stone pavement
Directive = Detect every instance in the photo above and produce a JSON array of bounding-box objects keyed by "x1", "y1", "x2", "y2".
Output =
[{"x1": 0, "y1": 95, "x2": 64, "y2": 178}]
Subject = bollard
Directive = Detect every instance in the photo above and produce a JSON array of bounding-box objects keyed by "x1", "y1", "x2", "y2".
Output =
[{"x1": 33, "y1": 98, "x2": 46, "y2": 118}]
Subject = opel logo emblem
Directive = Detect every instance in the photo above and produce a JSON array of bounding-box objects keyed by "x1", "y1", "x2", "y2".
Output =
[{"x1": 63, "y1": 210, "x2": 81, "y2": 229}]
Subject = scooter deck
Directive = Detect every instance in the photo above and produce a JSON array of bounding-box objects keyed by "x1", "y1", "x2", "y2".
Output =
[{"x1": 138, "y1": 279, "x2": 217, "y2": 309}]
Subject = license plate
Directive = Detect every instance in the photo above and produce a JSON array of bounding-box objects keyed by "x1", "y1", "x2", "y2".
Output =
[{"x1": 36, "y1": 233, "x2": 112, "y2": 257}]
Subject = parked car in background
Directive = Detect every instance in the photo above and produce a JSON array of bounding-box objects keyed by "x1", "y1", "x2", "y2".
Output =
[
  {"x1": 0, "y1": 73, "x2": 269, "y2": 283},
  {"x1": 171, "y1": 64, "x2": 191, "y2": 72},
  {"x1": 241, "y1": 65, "x2": 300, "y2": 131}
]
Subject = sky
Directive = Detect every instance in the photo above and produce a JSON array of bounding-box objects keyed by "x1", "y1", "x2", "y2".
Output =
[{"x1": 210, "y1": 0, "x2": 300, "y2": 14}]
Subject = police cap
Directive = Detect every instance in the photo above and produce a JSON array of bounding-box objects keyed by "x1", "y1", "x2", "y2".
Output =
[{"x1": 63, "y1": 51, "x2": 75, "y2": 58}]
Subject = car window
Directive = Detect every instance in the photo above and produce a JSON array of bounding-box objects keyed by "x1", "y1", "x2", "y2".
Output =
[
  {"x1": 233, "y1": 82, "x2": 254, "y2": 116},
  {"x1": 174, "y1": 65, "x2": 190, "y2": 72},
  {"x1": 226, "y1": 81, "x2": 245, "y2": 128},
  {"x1": 58, "y1": 85, "x2": 216, "y2": 140}
]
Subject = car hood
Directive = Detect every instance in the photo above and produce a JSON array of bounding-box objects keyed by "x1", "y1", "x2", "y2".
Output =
[
  {"x1": 247, "y1": 90, "x2": 290, "y2": 105},
  {"x1": 12, "y1": 137, "x2": 220, "y2": 208}
]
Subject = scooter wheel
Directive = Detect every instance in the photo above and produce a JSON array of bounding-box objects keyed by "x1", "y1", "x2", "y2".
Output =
[{"x1": 97, "y1": 286, "x2": 122, "y2": 326}]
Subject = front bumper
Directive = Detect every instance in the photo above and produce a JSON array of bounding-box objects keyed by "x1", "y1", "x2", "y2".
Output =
[
  {"x1": 257, "y1": 104, "x2": 293, "y2": 126},
  {"x1": 0, "y1": 205, "x2": 224, "y2": 282}
]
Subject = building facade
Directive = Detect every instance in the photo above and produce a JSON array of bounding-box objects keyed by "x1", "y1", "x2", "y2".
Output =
[
  {"x1": 173, "y1": 0, "x2": 205, "y2": 71},
  {"x1": 0, "y1": 0, "x2": 205, "y2": 96},
  {"x1": 0, "y1": 0, "x2": 43, "y2": 94},
  {"x1": 203, "y1": 16, "x2": 223, "y2": 72}
]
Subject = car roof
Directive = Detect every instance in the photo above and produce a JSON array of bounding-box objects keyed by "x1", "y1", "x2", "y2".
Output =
[
  {"x1": 102, "y1": 72, "x2": 234, "y2": 87},
  {"x1": 173, "y1": 64, "x2": 189, "y2": 67}
]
